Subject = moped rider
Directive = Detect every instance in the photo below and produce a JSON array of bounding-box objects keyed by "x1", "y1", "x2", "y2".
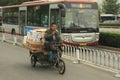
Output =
[{"x1": 44, "y1": 22, "x2": 63, "y2": 55}]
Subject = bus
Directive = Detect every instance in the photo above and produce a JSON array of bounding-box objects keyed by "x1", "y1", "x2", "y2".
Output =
[
  {"x1": 0, "y1": 7, "x2": 2, "y2": 31},
  {"x1": 2, "y1": 0, "x2": 99, "y2": 46},
  {"x1": 100, "y1": 14, "x2": 120, "y2": 24}
]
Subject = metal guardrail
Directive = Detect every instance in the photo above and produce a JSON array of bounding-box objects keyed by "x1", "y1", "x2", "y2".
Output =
[
  {"x1": 0, "y1": 32, "x2": 19, "y2": 45},
  {"x1": 63, "y1": 44, "x2": 120, "y2": 77}
]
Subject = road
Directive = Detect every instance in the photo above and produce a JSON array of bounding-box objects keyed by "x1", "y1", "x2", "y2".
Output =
[{"x1": 0, "y1": 42, "x2": 119, "y2": 80}]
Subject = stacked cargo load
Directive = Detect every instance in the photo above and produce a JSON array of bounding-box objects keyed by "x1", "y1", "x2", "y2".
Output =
[{"x1": 23, "y1": 29, "x2": 46, "y2": 52}]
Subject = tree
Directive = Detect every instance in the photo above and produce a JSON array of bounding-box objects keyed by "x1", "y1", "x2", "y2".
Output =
[
  {"x1": 103, "y1": 0, "x2": 119, "y2": 14},
  {"x1": 0, "y1": 0, "x2": 34, "y2": 6},
  {"x1": 0, "y1": 0, "x2": 8, "y2": 6},
  {"x1": 8, "y1": 0, "x2": 34, "y2": 5}
]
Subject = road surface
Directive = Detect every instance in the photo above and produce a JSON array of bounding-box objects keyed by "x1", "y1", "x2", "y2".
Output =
[{"x1": 0, "y1": 42, "x2": 119, "y2": 80}]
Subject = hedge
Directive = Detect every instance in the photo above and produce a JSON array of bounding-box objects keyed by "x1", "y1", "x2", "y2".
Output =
[
  {"x1": 99, "y1": 32, "x2": 120, "y2": 48},
  {"x1": 99, "y1": 23, "x2": 120, "y2": 26}
]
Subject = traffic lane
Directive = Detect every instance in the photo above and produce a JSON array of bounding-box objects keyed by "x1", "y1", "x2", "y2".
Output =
[{"x1": 0, "y1": 42, "x2": 119, "y2": 80}]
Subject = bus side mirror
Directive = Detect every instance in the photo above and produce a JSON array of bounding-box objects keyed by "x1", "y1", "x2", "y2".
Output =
[
  {"x1": 0, "y1": 23, "x2": 2, "y2": 26},
  {"x1": 58, "y1": 3, "x2": 66, "y2": 17},
  {"x1": 0, "y1": 17, "x2": 2, "y2": 26},
  {"x1": 61, "y1": 8, "x2": 65, "y2": 17}
]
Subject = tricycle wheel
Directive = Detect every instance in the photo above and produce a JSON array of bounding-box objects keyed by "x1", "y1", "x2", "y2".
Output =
[
  {"x1": 58, "y1": 59, "x2": 65, "y2": 75},
  {"x1": 31, "y1": 55, "x2": 37, "y2": 67}
]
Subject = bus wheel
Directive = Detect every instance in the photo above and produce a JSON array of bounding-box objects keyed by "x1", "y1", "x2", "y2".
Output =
[{"x1": 11, "y1": 29, "x2": 16, "y2": 35}]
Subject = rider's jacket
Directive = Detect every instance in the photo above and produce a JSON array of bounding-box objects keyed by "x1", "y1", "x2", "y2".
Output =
[{"x1": 44, "y1": 29, "x2": 62, "y2": 43}]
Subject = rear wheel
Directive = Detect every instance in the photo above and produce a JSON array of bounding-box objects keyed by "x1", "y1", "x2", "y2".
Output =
[
  {"x1": 31, "y1": 55, "x2": 37, "y2": 67},
  {"x1": 58, "y1": 59, "x2": 65, "y2": 75}
]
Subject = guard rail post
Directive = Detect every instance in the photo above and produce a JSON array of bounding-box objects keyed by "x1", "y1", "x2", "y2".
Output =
[
  {"x1": 115, "y1": 54, "x2": 120, "y2": 78},
  {"x1": 73, "y1": 47, "x2": 80, "y2": 64},
  {"x1": 2, "y1": 28, "x2": 5, "y2": 42},
  {"x1": 115, "y1": 72, "x2": 120, "y2": 78},
  {"x1": 13, "y1": 34, "x2": 17, "y2": 45}
]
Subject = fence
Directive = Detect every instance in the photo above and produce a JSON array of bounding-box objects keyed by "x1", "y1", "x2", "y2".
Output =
[
  {"x1": 0, "y1": 31, "x2": 23, "y2": 45},
  {"x1": 63, "y1": 44, "x2": 120, "y2": 77}
]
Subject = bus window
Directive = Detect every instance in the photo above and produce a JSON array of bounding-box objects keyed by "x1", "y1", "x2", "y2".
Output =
[
  {"x1": 50, "y1": 9, "x2": 59, "y2": 27},
  {"x1": 3, "y1": 8, "x2": 18, "y2": 25},
  {"x1": 27, "y1": 6, "x2": 40, "y2": 26},
  {"x1": 41, "y1": 14, "x2": 48, "y2": 27},
  {"x1": 27, "y1": 5, "x2": 49, "y2": 27},
  {"x1": 40, "y1": 5, "x2": 49, "y2": 27}
]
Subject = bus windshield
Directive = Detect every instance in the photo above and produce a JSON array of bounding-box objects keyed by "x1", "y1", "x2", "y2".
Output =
[{"x1": 62, "y1": 9, "x2": 98, "y2": 33}]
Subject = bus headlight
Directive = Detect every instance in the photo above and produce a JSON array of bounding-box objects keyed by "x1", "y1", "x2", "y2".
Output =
[{"x1": 63, "y1": 35, "x2": 70, "y2": 41}]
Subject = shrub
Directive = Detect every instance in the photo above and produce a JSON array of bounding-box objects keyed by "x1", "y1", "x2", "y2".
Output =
[
  {"x1": 99, "y1": 32, "x2": 120, "y2": 48},
  {"x1": 99, "y1": 23, "x2": 120, "y2": 26}
]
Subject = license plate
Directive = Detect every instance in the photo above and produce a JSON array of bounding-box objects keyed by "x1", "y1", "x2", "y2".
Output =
[{"x1": 80, "y1": 43, "x2": 87, "y2": 46}]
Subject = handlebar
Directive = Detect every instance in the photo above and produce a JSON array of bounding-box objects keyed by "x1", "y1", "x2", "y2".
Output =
[{"x1": 50, "y1": 42, "x2": 62, "y2": 47}]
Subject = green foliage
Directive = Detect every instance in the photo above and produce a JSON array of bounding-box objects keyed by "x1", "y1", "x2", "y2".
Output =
[
  {"x1": 8, "y1": 0, "x2": 33, "y2": 5},
  {"x1": 102, "y1": 0, "x2": 119, "y2": 14},
  {"x1": 0, "y1": 0, "x2": 8, "y2": 6},
  {"x1": 0, "y1": 0, "x2": 33, "y2": 6},
  {"x1": 99, "y1": 23, "x2": 120, "y2": 27},
  {"x1": 100, "y1": 32, "x2": 120, "y2": 48}
]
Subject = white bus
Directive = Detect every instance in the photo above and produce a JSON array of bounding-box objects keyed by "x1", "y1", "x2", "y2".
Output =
[
  {"x1": 2, "y1": 0, "x2": 99, "y2": 46},
  {"x1": 0, "y1": 7, "x2": 2, "y2": 31},
  {"x1": 100, "y1": 14, "x2": 120, "y2": 24}
]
